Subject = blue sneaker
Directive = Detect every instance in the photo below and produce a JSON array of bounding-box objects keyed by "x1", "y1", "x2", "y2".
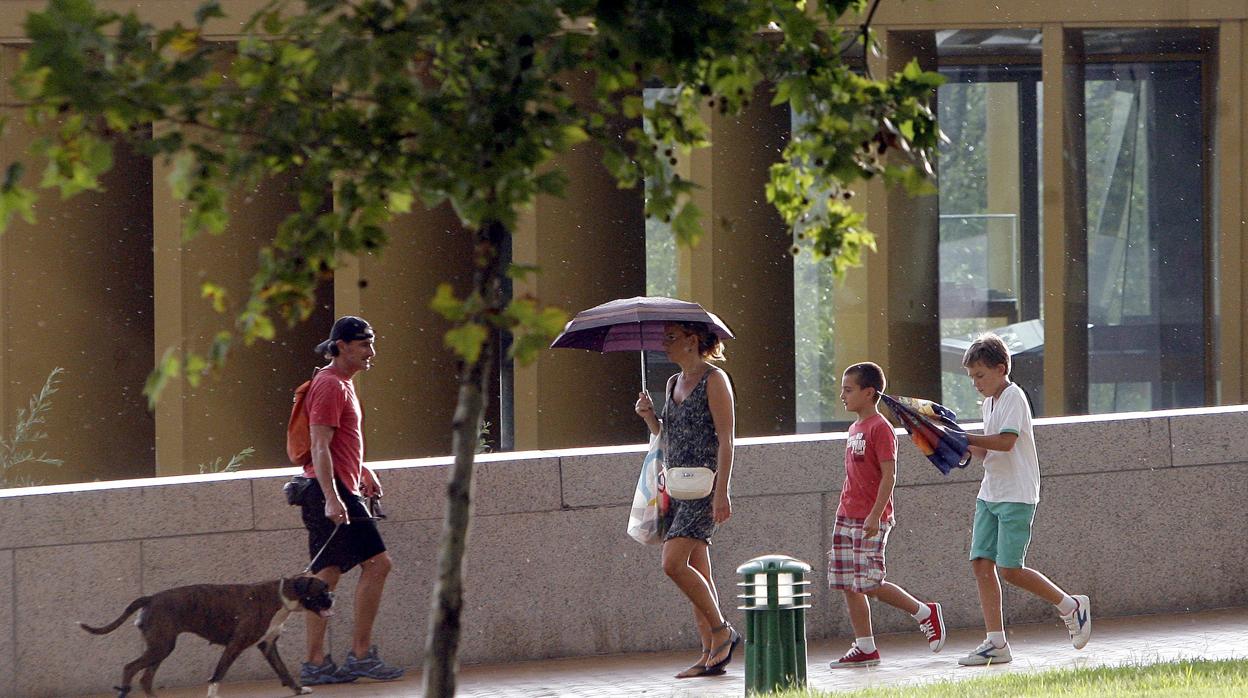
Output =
[
  {"x1": 342, "y1": 646, "x2": 405, "y2": 681},
  {"x1": 300, "y1": 655, "x2": 357, "y2": 685}
]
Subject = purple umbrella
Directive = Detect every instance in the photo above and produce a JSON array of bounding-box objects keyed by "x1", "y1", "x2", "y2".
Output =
[{"x1": 550, "y1": 296, "x2": 735, "y2": 388}]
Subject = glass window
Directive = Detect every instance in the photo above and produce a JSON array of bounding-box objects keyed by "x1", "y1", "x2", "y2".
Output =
[
  {"x1": 1084, "y1": 58, "x2": 1207, "y2": 411},
  {"x1": 791, "y1": 109, "x2": 850, "y2": 431},
  {"x1": 936, "y1": 50, "x2": 1043, "y2": 419}
]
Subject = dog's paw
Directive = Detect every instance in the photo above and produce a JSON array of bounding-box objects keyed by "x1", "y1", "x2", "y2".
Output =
[{"x1": 294, "y1": 688, "x2": 313, "y2": 695}]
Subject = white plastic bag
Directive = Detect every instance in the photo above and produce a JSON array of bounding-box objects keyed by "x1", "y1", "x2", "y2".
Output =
[{"x1": 626, "y1": 432, "x2": 669, "y2": 544}]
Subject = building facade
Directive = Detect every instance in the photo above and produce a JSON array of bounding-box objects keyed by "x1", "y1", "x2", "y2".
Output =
[{"x1": 0, "y1": 1, "x2": 1244, "y2": 483}]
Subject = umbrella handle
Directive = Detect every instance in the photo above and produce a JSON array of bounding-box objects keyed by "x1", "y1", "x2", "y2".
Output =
[{"x1": 640, "y1": 349, "x2": 648, "y2": 392}]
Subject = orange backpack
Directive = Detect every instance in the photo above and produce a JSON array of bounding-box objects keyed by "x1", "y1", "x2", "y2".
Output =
[{"x1": 286, "y1": 369, "x2": 321, "y2": 466}]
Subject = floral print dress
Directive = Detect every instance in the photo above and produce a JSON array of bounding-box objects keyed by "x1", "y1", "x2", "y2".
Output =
[{"x1": 662, "y1": 367, "x2": 722, "y2": 543}]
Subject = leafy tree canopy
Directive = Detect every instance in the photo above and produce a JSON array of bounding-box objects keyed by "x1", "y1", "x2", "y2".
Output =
[{"x1": 1, "y1": 0, "x2": 941, "y2": 399}]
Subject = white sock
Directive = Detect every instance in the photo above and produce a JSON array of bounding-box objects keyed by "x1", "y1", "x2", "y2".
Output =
[
  {"x1": 855, "y1": 636, "x2": 877, "y2": 653},
  {"x1": 1056, "y1": 595, "x2": 1078, "y2": 616},
  {"x1": 911, "y1": 603, "x2": 932, "y2": 622},
  {"x1": 987, "y1": 631, "x2": 1007, "y2": 648}
]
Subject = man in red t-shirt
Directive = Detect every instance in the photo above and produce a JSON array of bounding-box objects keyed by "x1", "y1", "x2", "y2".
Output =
[
  {"x1": 827, "y1": 362, "x2": 946, "y2": 669},
  {"x1": 299, "y1": 316, "x2": 403, "y2": 684}
]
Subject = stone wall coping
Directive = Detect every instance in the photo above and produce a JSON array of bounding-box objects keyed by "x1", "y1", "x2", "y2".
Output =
[{"x1": 2, "y1": 403, "x2": 1245, "y2": 500}]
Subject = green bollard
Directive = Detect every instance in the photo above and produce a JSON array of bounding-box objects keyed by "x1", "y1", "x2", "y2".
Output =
[{"x1": 737, "y1": 555, "x2": 813, "y2": 696}]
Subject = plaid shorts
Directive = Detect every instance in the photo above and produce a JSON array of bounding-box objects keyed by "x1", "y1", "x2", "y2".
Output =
[{"x1": 827, "y1": 515, "x2": 893, "y2": 593}]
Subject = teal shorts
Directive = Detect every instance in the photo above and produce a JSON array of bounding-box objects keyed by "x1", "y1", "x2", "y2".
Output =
[{"x1": 969, "y1": 499, "x2": 1036, "y2": 569}]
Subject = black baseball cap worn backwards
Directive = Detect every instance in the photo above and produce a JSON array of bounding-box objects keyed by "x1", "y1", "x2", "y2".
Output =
[{"x1": 315, "y1": 316, "x2": 374, "y2": 355}]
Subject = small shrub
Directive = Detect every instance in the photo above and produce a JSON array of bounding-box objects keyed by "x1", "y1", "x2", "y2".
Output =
[
  {"x1": 0, "y1": 367, "x2": 65, "y2": 488},
  {"x1": 198, "y1": 446, "x2": 256, "y2": 474}
]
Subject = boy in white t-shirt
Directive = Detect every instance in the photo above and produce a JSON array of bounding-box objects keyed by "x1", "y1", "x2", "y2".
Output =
[{"x1": 957, "y1": 333, "x2": 1092, "y2": 666}]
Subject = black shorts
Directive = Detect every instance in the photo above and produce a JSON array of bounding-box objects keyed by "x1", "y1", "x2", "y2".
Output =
[{"x1": 301, "y1": 480, "x2": 387, "y2": 574}]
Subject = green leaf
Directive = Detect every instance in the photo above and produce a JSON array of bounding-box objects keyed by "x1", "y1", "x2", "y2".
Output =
[
  {"x1": 168, "y1": 152, "x2": 195, "y2": 200},
  {"x1": 771, "y1": 79, "x2": 791, "y2": 107},
  {"x1": 240, "y1": 310, "x2": 276, "y2": 343},
  {"x1": 671, "y1": 201, "x2": 703, "y2": 247},
  {"x1": 166, "y1": 29, "x2": 199, "y2": 56},
  {"x1": 430, "y1": 283, "x2": 465, "y2": 322},
  {"x1": 559, "y1": 124, "x2": 589, "y2": 148},
  {"x1": 622, "y1": 95, "x2": 644, "y2": 119},
  {"x1": 902, "y1": 59, "x2": 923, "y2": 82},
  {"x1": 201, "y1": 282, "x2": 228, "y2": 313},
  {"x1": 387, "y1": 190, "x2": 414, "y2": 214},
  {"x1": 506, "y1": 263, "x2": 541, "y2": 280},
  {"x1": 262, "y1": 11, "x2": 283, "y2": 35},
  {"x1": 533, "y1": 170, "x2": 568, "y2": 197},
  {"x1": 504, "y1": 299, "x2": 568, "y2": 365},
  {"x1": 184, "y1": 353, "x2": 208, "y2": 387},
  {"x1": 898, "y1": 119, "x2": 915, "y2": 142},
  {"x1": 209, "y1": 331, "x2": 232, "y2": 367},
  {"x1": 0, "y1": 185, "x2": 37, "y2": 232},
  {"x1": 144, "y1": 347, "x2": 182, "y2": 408},
  {"x1": 444, "y1": 322, "x2": 488, "y2": 365}
]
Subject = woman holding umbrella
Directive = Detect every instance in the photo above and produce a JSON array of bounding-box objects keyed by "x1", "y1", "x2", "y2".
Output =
[{"x1": 634, "y1": 321, "x2": 740, "y2": 678}]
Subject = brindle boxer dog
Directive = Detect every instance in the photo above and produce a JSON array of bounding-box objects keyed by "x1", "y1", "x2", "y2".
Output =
[{"x1": 81, "y1": 575, "x2": 334, "y2": 697}]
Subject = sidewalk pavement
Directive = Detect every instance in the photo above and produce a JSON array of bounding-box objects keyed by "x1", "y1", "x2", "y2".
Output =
[{"x1": 80, "y1": 606, "x2": 1247, "y2": 697}]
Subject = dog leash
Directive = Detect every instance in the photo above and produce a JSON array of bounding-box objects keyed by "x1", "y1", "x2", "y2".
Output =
[
  {"x1": 298, "y1": 496, "x2": 385, "y2": 575},
  {"x1": 303, "y1": 523, "x2": 342, "y2": 574}
]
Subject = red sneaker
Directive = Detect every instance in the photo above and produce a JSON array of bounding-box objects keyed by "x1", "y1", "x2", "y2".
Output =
[
  {"x1": 918, "y1": 602, "x2": 946, "y2": 652},
  {"x1": 828, "y1": 643, "x2": 881, "y2": 668}
]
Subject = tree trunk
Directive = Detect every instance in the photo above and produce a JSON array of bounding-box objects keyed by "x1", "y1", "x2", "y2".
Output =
[{"x1": 422, "y1": 220, "x2": 506, "y2": 697}]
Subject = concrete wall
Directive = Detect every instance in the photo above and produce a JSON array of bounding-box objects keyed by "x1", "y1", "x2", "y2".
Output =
[{"x1": 1, "y1": 406, "x2": 1246, "y2": 696}]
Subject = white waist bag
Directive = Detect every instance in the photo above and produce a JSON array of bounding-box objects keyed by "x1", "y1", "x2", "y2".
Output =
[
  {"x1": 660, "y1": 377, "x2": 717, "y2": 500},
  {"x1": 665, "y1": 466, "x2": 715, "y2": 499}
]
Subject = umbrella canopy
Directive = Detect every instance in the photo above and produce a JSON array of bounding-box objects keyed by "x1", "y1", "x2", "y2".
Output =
[
  {"x1": 550, "y1": 296, "x2": 734, "y2": 353},
  {"x1": 879, "y1": 393, "x2": 971, "y2": 475}
]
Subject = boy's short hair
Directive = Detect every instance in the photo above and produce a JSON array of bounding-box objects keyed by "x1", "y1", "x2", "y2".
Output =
[
  {"x1": 844, "y1": 362, "x2": 886, "y2": 402},
  {"x1": 962, "y1": 333, "x2": 1011, "y2": 374}
]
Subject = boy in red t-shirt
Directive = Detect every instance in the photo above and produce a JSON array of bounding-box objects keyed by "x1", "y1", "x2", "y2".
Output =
[{"x1": 828, "y1": 362, "x2": 946, "y2": 668}]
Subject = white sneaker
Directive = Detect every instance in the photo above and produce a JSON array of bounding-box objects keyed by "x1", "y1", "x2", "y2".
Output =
[
  {"x1": 957, "y1": 639, "x2": 1012, "y2": 666},
  {"x1": 1062, "y1": 594, "x2": 1092, "y2": 650}
]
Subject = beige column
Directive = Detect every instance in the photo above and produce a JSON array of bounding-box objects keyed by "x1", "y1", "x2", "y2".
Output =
[
  {"x1": 861, "y1": 30, "x2": 942, "y2": 400},
  {"x1": 1, "y1": 45, "x2": 156, "y2": 484},
  {"x1": 151, "y1": 124, "x2": 187, "y2": 476},
  {"x1": 511, "y1": 206, "x2": 541, "y2": 451},
  {"x1": 0, "y1": 47, "x2": 12, "y2": 450},
  {"x1": 155, "y1": 171, "x2": 331, "y2": 474},
  {"x1": 350, "y1": 207, "x2": 475, "y2": 460},
  {"x1": 334, "y1": 252, "x2": 362, "y2": 316},
  {"x1": 827, "y1": 187, "x2": 872, "y2": 423},
  {"x1": 687, "y1": 87, "x2": 796, "y2": 437},
  {"x1": 1041, "y1": 25, "x2": 1089, "y2": 416},
  {"x1": 512, "y1": 72, "x2": 647, "y2": 450},
  {"x1": 1215, "y1": 21, "x2": 1247, "y2": 404},
  {"x1": 151, "y1": 51, "x2": 329, "y2": 475},
  {"x1": 680, "y1": 102, "x2": 717, "y2": 305}
]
